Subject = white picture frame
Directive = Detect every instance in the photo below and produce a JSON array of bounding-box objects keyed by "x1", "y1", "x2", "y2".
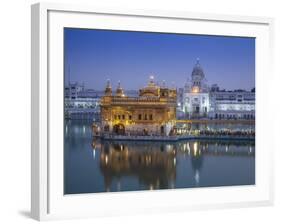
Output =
[{"x1": 31, "y1": 2, "x2": 274, "y2": 221}]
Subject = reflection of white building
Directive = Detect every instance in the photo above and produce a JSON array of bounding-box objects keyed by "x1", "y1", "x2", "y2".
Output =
[{"x1": 180, "y1": 60, "x2": 255, "y2": 119}]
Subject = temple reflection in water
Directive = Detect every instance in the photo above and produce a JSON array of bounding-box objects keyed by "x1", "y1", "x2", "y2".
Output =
[
  {"x1": 99, "y1": 142, "x2": 176, "y2": 190},
  {"x1": 64, "y1": 120, "x2": 254, "y2": 194},
  {"x1": 92, "y1": 139, "x2": 255, "y2": 192}
]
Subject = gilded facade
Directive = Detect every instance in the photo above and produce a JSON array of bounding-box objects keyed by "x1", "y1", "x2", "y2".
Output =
[{"x1": 100, "y1": 76, "x2": 177, "y2": 136}]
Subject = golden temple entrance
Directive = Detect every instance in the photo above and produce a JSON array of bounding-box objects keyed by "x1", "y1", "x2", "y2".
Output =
[{"x1": 113, "y1": 123, "x2": 125, "y2": 135}]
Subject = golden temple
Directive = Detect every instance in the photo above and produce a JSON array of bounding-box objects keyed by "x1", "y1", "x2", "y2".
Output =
[{"x1": 99, "y1": 76, "x2": 177, "y2": 136}]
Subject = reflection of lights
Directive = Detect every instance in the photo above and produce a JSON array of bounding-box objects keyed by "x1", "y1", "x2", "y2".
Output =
[
  {"x1": 105, "y1": 155, "x2": 108, "y2": 165},
  {"x1": 65, "y1": 125, "x2": 68, "y2": 134},
  {"x1": 194, "y1": 142, "x2": 198, "y2": 156},
  {"x1": 83, "y1": 126, "x2": 86, "y2": 133},
  {"x1": 93, "y1": 149, "x2": 96, "y2": 159},
  {"x1": 166, "y1": 145, "x2": 172, "y2": 152},
  {"x1": 249, "y1": 146, "x2": 252, "y2": 153},
  {"x1": 226, "y1": 145, "x2": 228, "y2": 152},
  {"x1": 173, "y1": 158, "x2": 177, "y2": 166},
  {"x1": 187, "y1": 143, "x2": 191, "y2": 155},
  {"x1": 149, "y1": 184, "x2": 154, "y2": 190},
  {"x1": 195, "y1": 170, "x2": 200, "y2": 185}
]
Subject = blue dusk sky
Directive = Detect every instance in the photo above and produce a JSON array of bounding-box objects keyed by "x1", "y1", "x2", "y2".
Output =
[{"x1": 64, "y1": 28, "x2": 255, "y2": 91}]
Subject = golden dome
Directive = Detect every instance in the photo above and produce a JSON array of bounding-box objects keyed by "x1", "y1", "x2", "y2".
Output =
[{"x1": 139, "y1": 76, "x2": 160, "y2": 97}]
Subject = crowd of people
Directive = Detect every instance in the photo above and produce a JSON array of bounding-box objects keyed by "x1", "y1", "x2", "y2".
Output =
[{"x1": 188, "y1": 129, "x2": 255, "y2": 137}]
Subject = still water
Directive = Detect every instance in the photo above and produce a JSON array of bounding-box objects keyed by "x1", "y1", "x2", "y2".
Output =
[{"x1": 64, "y1": 120, "x2": 255, "y2": 194}]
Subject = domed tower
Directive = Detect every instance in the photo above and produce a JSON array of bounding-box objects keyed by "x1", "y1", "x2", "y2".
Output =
[
  {"x1": 104, "y1": 79, "x2": 112, "y2": 96},
  {"x1": 116, "y1": 81, "x2": 125, "y2": 97},
  {"x1": 191, "y1": 58, "x2": 206, "y2": 93},
  {"x1": 183, "y1": 59, "x2": 210, "y2": 119}
]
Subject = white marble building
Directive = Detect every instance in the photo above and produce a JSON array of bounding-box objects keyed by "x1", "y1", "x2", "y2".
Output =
[
  {"x1": 182, "y1": 59, "x2": 210, "y2": 118},
  {"x1": 180, "y1": 60, "x2": 255, "y2": 120},
  {"x1": 208, "y1": 91, "x2": 255, "y2": 119}
]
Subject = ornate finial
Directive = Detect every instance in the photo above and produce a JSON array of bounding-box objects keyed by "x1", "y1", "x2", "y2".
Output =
[
  {"x1": 148, "y1": 75, "x2": 156, "y2": 86},
  {"x1": 117, "y1": 80, "x2": 121, "y2": 88},
  {"x1": 106, "y1": 79, "x2": 111, "y2": 88},
  {"x1": 196, "y1": 58, "x2": 200, "y2": 64}
]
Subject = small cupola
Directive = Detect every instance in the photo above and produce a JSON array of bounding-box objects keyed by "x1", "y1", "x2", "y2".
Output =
[{"x1": 116, "y1": 81, "x2": 125, "y2": 97}]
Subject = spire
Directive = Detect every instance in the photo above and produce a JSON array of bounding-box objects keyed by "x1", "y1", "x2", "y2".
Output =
[
  {"x1": 148, "y1": 75, "x2": 156, "y2": 87},
  {"x1": 192, "y1": 58, "x2": 204, "y2": 79},
  {"x1": 104, "y1": 78, "x2": 112, "y2": 96},
  {"x1": 195, "y1": 58, "x2": 201, "y2": 69},
  {"x1": 106, "y1": 79, "x2": 111, "y2": 88},
  {"x1": 117, "y1": 80, "x2": 121, "y2": 89}
]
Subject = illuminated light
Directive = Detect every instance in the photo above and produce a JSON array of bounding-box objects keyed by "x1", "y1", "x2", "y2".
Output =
[
  {"x1": 166, "y1": 145, "x2": 172, "y2": 152},
  {"x1": 192, "y1": 86, "x2": 199, "y2": 93},
  {"x1": 194, "y1": 142, "x2": 198, "y2": 156},
  {"x1": 195, "y1": 170, "x2": 200, "y2": 185}
]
